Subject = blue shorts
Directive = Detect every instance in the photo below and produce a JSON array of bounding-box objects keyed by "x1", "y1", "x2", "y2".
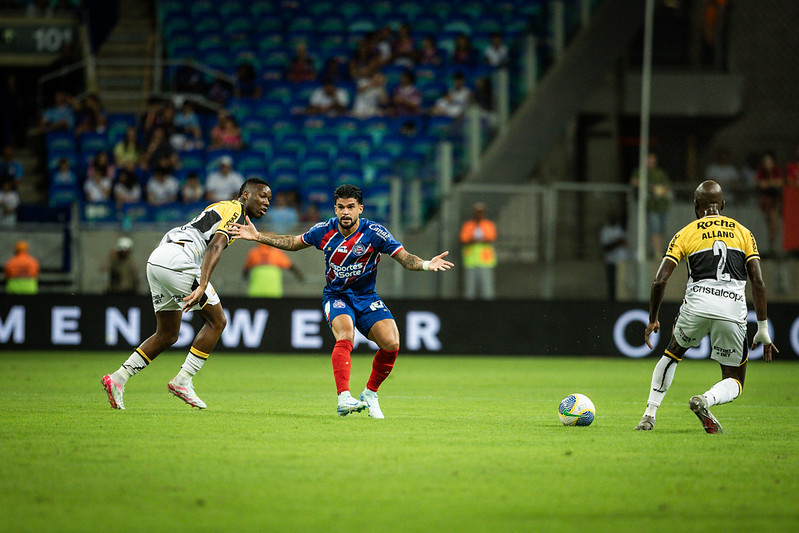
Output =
[{"x1": 323, "y1": 291, "x2": 395, "y2": 338}]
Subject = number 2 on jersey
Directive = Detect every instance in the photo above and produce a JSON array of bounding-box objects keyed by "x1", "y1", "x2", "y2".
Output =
[{"x1": 712, "y1": 240, "x2": 731, "y2": 282}]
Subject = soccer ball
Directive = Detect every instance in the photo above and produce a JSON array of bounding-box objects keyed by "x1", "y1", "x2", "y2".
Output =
[{"x1": 558, "y1": 393, "x2": 596, "y2": 426}]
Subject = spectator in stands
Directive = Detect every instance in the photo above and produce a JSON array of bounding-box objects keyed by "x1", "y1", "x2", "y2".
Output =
[
  {"x1": 103, "y1": 236, "x2": 139, "y2": 295},
  {"x1": 141, "y1": 126, "x2": 180, "y2": 171},
  {"x1": 0, "y1": 180, "x2": 20, "y2": 227},
  {"x1": 431, "y1": 71, "x2": 473, "y2": 118},
  {"x1": 52, "y1": 157, "x2": 76, "y2": 186},
  {"x1": 700, "y1": 0, "x2": 729, "y2": 69},
  {"x1": 243, "y1": 239, "x2": 304, "y2": 298},
  {"x1": 353, "y1": 71, "x2": 388, "y2": 118},
  {"x1": 286, "y1": 42, "x2": 317, "y2": 84},
  {"x1": 418, "y1": 34, "x2": 444, "y2": 66},
  {"x1": 112, "y1": 167, "x2": 142, "y2": 207},
  {"x1": 308, "y1": 78, "x2": 350, "y2": 116},
  {"x1": 146, "y1": 165, "x2": 180, "y2": 206},
  {"x1": 234, "y1": 61, "x2": 263, "y2": 99},
  {"x1": 209, "y1": 111, "x2": 243, "y2": 150},
  {"x1": 484, "y1": 33, "x2": 509, "y2": 68},
  {"x1": 704, "y1": 147, "x2": 740, "y2": 188},
  {"x1": 4, "y1": 240, "x2": 39, "y2": 294},
  {"x1": 172, "y1": 101, "x2": 203, "y2": 150},
  {"x1": 266, "y1": 191, "x2": 300, "y2": 234},
  {"x1": 38, "y1": 91, "x2": 75, "y2": 133},
  {"x1": 756, "y1": 150, "x2": 783, "y2": 253},
  {"x1": 180, "y1": 171, "x2": 204, "y2": 204},
  {"x1": 87, "y1": 150, "x2": 115, "y2": 183},
  {"x1": 113, "y1": 126, "x2": 140, "y2": 170},
  {"x1": 452, "y1": 33, "x2": 478, "y2": 68},
  {"x1": 74, "y1": 93, "x2": 107, "y2": 135},
  {"x1": 139, "y1": 97, "x2": 164, "y2": 145},
  {"x1": 84, "y1": 162, "x2": 113, "y2": 203},
  {"x1": 350, "y1": 38, "x2": 379, "y2": 80},
  {"x1": 206, "y1": 77, "x2": 232, "y2": 106},
  {"x1": 375, "y1": 27, "x2": 393, "y2": 66},
  {"x1": 460, "y1": 202, "x2": 497, "y2": 300},
  {"x1": 391, "y1": 23, "x2": 416, "y2": 69},
  {"x1": 390, "y1": 70, "x2": 422, "y2": 116},
  {"x1": 630, "y1": 152, "x2": 673, "y2": 258},
  {"x1": 0, "y1": 146, "x2": 23, "y2": 188},
  {"x1": 205, "y1": 155, "x2": 244, "y2": 202}
]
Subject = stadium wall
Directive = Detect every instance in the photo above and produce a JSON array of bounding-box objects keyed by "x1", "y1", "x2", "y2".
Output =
[{"x1": 2, "y1": 296, "x2": 797, "y2": 360}]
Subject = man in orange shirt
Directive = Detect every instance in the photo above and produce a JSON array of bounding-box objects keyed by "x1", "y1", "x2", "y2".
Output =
[
  {"x1": 244, "y1": 238, "x2": 304, "y2": 297},
  {"x1": 4, "y1": 240, "x2": 40, "y2": 294},
  {"x1": 459, "y1": 202, "x2": 497, "y2": 299}
]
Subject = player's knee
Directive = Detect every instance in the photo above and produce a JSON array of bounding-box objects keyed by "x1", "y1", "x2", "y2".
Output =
[
  {"x1": 157, "y1": 329, "x2": 180, "y2": 346},
  {"x1": 209, "y1": 313, "x2": 227, "y2": 334},
  {"x1": 381, "y1": 338, "x2": 400, "y2": 353}
]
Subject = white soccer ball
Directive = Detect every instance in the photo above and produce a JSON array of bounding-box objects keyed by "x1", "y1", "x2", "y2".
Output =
[{"x1": 558, "y1": 393, "x2": 596, "y2": 426}]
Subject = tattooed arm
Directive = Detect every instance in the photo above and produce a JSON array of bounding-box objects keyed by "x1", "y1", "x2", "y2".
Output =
[
  {"x1": 393, "y1": 249, "x2": 454, "y2": 272},
  {"x1": 229, "y1": 215, "x2": 309, "y2": 251}
]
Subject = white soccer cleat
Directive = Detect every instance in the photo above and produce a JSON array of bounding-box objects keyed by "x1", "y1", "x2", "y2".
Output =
[
  {"x1": 168, "y1": 378, "x2": 207, "y2": 409},
  {"x1": 635, "y1": 414, "x2": 655, "y2": 431},
  {"x1": 360, "y1": 389, "x2": 384, "y2": 419},
  {"x1": 689, "y1": 395, "x2": 723, "y2": 434},
  {"x1": 337, "y1": 391, "x2": 367, "y2": 416},
  {"x1": 101, "y1": 374, "x2": 125, "y2": 410}
]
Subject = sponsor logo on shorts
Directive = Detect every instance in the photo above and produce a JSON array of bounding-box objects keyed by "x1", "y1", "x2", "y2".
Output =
[
  {"x1": 352, "y1": 243, "x2": 367, "y2": 256},
  {"x1": 713, "y1": 346, "x2": 735, "y2": 358},
  {"x1": 690, "y1": 285, "x2": 745, "y2": 302},
  {"x1": 676, "y1": 327, "x2": 695, "y2": 344},
  {"x1": 333, "y1": 300, "x2": 346, "y2": 309}
]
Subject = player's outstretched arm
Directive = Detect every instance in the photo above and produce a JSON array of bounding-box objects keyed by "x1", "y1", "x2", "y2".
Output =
[
  {"x1": 229, "y1": 215, "x2": 309, "y2": 251},
  {"x1": 393, "y1": 249, "x2": 454, "y2": 271},
  {"x1": 646, "y1": 258, "x2": 675, "y2": 349}
]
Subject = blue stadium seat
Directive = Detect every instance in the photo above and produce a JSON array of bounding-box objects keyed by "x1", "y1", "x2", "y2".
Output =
[
  {"x1": 46, "y1": 131, "x2": 76, "y2": 152},
  {"x1": 49, "y1": 184, "x2": 80, "y2": 207},
  {"x1": 333, "y1": 170, "x2": 364, "y2": 188},
  {"x1": 237, "y1": 150, "x2": 267, "y2": 175},
  {"x1": 240, "y1": 117, "x2": 269, "y2": 143},
  {"x1": 443, "y1": 15, "x2": 473, "y2": 35},
  {"x1": 79, "y1": 131, "x2": 108, "y2": 153},
  {"x1": 362, "y1": 183, "x2": 391, "y2": 223},
  {"x1": 269, "y1": 151, "x2": 299, "y2": 174},
  {"x1": 347, "y1": 13, "x2": 378, "y2": 33},
  {"x1": 255, "y1": 99, "x2": 289, "y2": 119},
  {"x1": 332, "y1": 151, "x2": 361, "y2": 172},
  {"x1": 413, "y1": 14, "x2": 441, "y2": 33},
  {"x1": 300, "y1": 153, "x2": 331, "y2": 174},
  {"x1": 205, "y1": 149, "x2": 237, "y2": 173},
  {"x1": 428, "y1": 116, "x2": 456, "y2": 137},
  {"x1": 301, "y1": 183, "x2": 333, "y2": 207},
  {"x1": 106, "y1": 113, "x2": 136, "y2": 145},
  {"x1": 363, "y1": 117, "x2": 393, "y2": 144},
  {"x1": 379, "y1": 135, "x2": 410, "y2": 158},
  {"x1": 270, "y1": 170, "x2": 300, "y2": 193},
  {"x1": 317, "y1": 14, "x2": 345, "y2": 33},
  {"x1": 248, "y1": 134, "x2": 274, "y2": 158},
  {"x1": 280, "y1": 133, "x2": 308, "y2": 157},
  {"x1": 347, "y1": 134, "x2": 373, "y2": 157},
  {"x1": 311, "y1": 134, "x2": 340, "y2": 157},
  {"x1": 179, "y1": 149, "x2": 205, "y2": 174}
]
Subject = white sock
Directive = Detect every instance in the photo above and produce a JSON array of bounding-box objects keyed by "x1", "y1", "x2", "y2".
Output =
[
  {"x1": 178, "y1": 347, "x2": 208, "y2": 380},
  {"x1": 704, "y1": 378, "x2": 741, "y2": 407},
  {"x1": 644, "y1": 355, "x2": 679, "y2": 417},
  {"x1": 114, "y1": 350, "x2": 150, "y2": 386}
]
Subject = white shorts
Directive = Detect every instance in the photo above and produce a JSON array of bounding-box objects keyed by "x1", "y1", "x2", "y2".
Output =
[
  {"x1": 672, "y1": 308, "x2": 747, "y2": 366},
  {"x1": 146, "y1": 243, "x2": 220, "y2": 312}
]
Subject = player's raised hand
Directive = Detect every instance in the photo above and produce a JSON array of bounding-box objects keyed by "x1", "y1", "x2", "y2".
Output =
[
  {"x1": 644, "y1": 321, "x2": 660, "y2": 349},
  {"x1": 428, "y1": 251, "x2": 454, "y2": 271},
  {"x1": 229, "y1": 215, "x2": 260, "y2": 241}
]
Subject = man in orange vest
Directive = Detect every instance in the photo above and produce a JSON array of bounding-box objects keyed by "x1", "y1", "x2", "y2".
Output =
[
  {"x1": 244, "y1": 238, "x2": 304, "y2": 297},
  {"x1": 4, "y1": 240, "x2": 40, "y2": 294},
  {"x1": 459, "y1": 202, "x2": 497, "y2": 299}
]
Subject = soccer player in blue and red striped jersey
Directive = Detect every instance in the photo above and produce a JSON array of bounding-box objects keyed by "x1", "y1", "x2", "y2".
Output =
[{"x1": 230, "y1": 184, "x2": 453, "y2": 418}]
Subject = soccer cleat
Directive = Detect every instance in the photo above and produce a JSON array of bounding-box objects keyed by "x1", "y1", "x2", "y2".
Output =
[
  {"x1": 337, "y1": 392, "x2": 367, "y2": 416},
  {"x1": 635, "y1": 414, "x2": 655, "y2": 431},
  {"x1": 360, "y1": 389, "x2": 384, "y2": 419},
  {"x1": 689, "y1": 395, "x2": 723, "y2": 434},
  {"x1": 168, "y1": 378, "x2": 207, "y2": 409},
  {"x1": 101, "y1": 375, "x2": 125, "y2": 410}
]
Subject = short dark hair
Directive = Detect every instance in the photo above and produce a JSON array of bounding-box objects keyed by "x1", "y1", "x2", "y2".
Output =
[
  {"x1": 334, "y1": 184, "x2": 362, "y2": 205},
  {"x1": 239, "y1": 177, "x2": 270, "y2": 197}
]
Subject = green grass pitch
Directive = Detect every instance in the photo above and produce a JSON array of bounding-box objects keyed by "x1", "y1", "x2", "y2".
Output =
[{"x1": 1, "y1": 351, "x2": 797, "y2": 532}]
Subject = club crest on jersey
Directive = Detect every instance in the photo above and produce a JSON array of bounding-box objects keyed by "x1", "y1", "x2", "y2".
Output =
[
  {"x1": 352, "y1": 243, "x2": 367, "y2": 256},
  {"x1": 333, "y1": 300, "x2": 346, "y2": 309}
]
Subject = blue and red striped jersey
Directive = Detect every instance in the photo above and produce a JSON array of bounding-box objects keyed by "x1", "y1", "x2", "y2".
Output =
[{"x1": 301, "y1": 217, "x2": 404, "y2": 296}]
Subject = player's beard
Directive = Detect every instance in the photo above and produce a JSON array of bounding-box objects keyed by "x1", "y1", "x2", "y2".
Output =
[{"x1": 338, "y1": 215, "x2": 355, "y2": 229}]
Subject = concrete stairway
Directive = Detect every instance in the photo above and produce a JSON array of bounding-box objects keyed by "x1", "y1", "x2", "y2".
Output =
[{"x1": 94, "y1": 1, "x2": 154, "y2": 113}]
